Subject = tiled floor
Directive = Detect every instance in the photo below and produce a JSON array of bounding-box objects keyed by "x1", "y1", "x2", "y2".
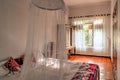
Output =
[{"x1": 69, "y1": 55, "x2": 114, "y2": 80}]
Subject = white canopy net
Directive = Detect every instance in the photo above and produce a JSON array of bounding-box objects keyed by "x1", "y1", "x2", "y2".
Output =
[{"x1": 19, "y1": 0, "x2": 67, "y2": 80}]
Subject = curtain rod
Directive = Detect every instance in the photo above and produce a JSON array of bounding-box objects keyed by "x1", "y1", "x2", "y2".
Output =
[{"x1": 69, "y1": 14, "x2": 111, "y2": 19}]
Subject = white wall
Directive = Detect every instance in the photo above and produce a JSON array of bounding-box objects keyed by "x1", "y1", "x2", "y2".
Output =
[
  {"x1": 69, "y1": 1, "x2": 111, "y2": 17},
  {"x1": 0, "y1": 0, "x2": 29, "y2": 59}
]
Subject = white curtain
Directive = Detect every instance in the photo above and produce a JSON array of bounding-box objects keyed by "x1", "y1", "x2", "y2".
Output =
[
  {"x1": 93, "y1": 18, "x2": 104, "y2": 52},
  {"x1": 71, "y1": 17, "x2": 108, "y2": 56},
  {"x1": 75, "y1": 24, "x2": 85, "y2": 51}
]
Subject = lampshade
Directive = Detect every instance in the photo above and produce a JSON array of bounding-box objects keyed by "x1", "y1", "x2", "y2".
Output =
[{"x1": 32, "y1": 0, "x2": 65, "y2": 10}]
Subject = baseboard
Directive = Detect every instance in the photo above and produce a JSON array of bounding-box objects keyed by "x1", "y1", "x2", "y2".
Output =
[{"x1": 70, "y1": 54, "x2": 110, "y2": 58}]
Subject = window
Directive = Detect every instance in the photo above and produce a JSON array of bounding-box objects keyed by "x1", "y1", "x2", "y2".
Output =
[
  {"x1": 72, "y1": 18, "x2": 104, "y2": 51},
  {"x1": 84, "y1": 24, "x2": 93, "y2": 46}
]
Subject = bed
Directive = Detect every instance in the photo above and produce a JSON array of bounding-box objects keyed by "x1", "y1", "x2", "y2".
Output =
[{"x1": 0, "y1": 57, "x2": 99, "y2": 80}]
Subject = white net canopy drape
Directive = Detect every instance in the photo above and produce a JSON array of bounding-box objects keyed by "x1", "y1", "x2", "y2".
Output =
[{"x1": 19, "y1": 0, "x2": 67, "y2": 80}]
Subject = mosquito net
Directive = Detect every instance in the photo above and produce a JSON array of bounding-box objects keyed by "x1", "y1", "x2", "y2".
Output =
[{"x1": 19, "y1": 0, "x2": 67, "y2": 80}]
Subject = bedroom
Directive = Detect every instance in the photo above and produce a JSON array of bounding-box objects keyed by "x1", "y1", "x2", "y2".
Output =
[{"x1": 0, "y1": 0, "x2": 120, "y2": 80}]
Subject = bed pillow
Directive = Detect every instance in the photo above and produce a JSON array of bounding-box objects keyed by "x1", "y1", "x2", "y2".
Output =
[
  {"x1": 14, "y1": 54, "x2": 25, "y2": 66},
  {"x1": 4, "y1": 57, "x2": 20, "y2": 72}
]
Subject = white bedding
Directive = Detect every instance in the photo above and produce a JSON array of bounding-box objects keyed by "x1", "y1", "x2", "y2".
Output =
[
  {"x1": 22, "y1": 58, "x2": 82, "y2": 80},
  {"x1": 0, "y1": 60, "x2": 9, "y2": 78},
  {"x1": 0, "y1": 58, "x2": 82, "y2": 80}
]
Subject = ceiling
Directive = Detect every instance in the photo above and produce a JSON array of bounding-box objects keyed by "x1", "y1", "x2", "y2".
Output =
[{"x1": 64, "y1": 0, "x2": 111, "y2": 6}]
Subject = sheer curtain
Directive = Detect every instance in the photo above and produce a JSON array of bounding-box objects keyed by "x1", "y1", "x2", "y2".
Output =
[
  {"x1": 71, "y1": 17, "x2": 108, "y2": 56},
  {"x1": 93, "y1": 18, "x2": 104, "y2": 52},
  {"x1": 74, "y1": 22, "x2": 85, "y2": 51}
]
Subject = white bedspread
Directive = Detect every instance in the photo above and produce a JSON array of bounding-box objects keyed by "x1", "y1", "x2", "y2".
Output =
[
  {"x1": 0, "y1": 58, "x2": 82, "y2": 80},
  {"x1": 22, "y1": 58, "x2": 82, "y2": 80}
]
